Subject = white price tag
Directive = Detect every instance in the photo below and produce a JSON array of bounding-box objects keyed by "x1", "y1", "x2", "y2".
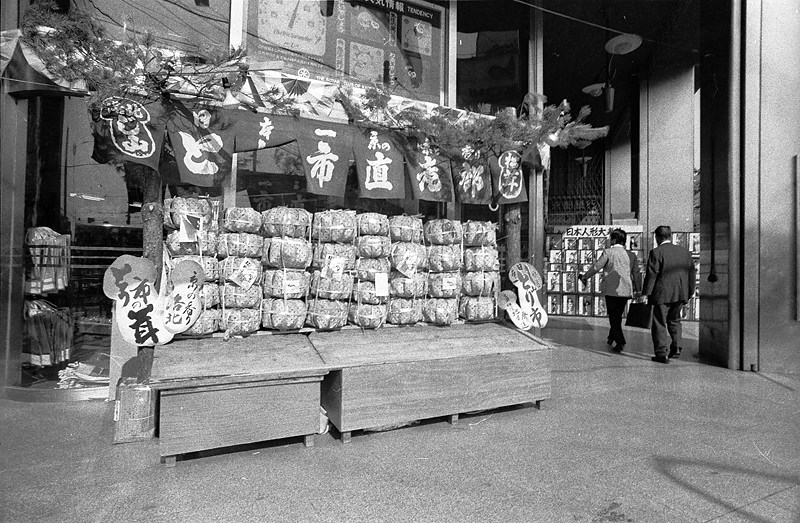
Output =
[{"x1": 374, "y1": 272, "x2": 389, "y2": 297}]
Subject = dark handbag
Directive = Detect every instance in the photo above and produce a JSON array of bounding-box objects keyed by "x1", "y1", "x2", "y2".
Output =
[{"x1": 625, "y1": 300, "x2": 653, "y2": 329}]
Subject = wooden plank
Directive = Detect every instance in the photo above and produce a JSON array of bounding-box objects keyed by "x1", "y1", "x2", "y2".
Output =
[
  {"x1": 323, "y1": 348, "x2": 551, "y2": 433},
  {"x1": 311, "y1": 323, "x2": 550, "y2": 368},
  {"x1": 151, "y1": 334, "x2": 328, "y2": 384},
  {"x1": 158, "y1": 380, "x2": 320, "y2": 457}
]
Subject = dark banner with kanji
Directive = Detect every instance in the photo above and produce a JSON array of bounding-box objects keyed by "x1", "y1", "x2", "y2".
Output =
[
  {"x1": 489, "y1": 150, "x2": 528, "y2": 204},
  {"x1": 91, "y1": 97, "x2": 168, "y2": 171},
  {"x1": 352, "y1": 129, "x2": 406, "y2": 199},
  {"x1": 405, "y1": 139, "x2": 454, "y2": 202},
  {"x1": 451, "y1": 145, "x2": 492, "y2": 204},
  {"x1": 295, "y1": 121, "x2": 355, "y2": 198},
  {"x1": 166, "y1": 101, "x2": 237, "y2": 187},
  {"x1": 233, "y1": 112, "x2": 303, "y2": 152}
]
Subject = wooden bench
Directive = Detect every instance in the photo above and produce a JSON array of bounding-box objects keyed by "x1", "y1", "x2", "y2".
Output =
[
  {"x1": 312, "y1": 322, "x2": 552, "y2": 443},
  {"x1": 150, "y1": 334, "x2": 328, "y2": 466}
]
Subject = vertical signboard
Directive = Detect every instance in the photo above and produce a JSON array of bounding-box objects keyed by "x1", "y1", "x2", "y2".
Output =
[{"x1": 246, "y1": 0, "x2": 446, "y2": 104}]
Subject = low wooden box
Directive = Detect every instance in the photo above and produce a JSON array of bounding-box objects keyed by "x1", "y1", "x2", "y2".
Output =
[
  {"x1": 150, "y1": 334, "x2": 328, "y2": 466},
  {"x1": 313, "y1": 323, "x2": 551, "y2": 442}
]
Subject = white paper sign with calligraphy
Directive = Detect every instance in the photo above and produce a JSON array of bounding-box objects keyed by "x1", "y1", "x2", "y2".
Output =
[{"x1": 103, "y1": 256, "x2": 205, "y2": 346}]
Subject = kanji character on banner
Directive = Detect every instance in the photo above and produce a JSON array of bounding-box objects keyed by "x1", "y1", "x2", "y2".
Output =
[
  {"x1": 405, "y1": 138, "x2": 454, "y2": 202},
  {"x1": 352, "y1": 129, "x2": 405, "y2": 199},
  {"x1": 91, "y1": 97, "x2": 168, "y2": 171},
  {"x1": 295, "y1": 123, "x2": 355, "y2": 198},
  {"x1": 489, "y1": 149, "x2": 529, "y2": 205},
  {"x1": 452, "y1": 144, "x2": 492, "y2": 204}
]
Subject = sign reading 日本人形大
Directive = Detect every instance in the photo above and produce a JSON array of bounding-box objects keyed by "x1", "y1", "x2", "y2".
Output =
[{"x1": 246, "y1": 0, "x2": 445, "y2": 104}]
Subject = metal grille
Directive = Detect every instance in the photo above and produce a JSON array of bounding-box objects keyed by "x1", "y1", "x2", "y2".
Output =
[{"x1": 546, "y1": 147, "x2": 604, "y2": 228}]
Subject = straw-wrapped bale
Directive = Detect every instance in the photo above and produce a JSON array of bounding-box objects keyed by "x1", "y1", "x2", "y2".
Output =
[
  {"x1": 220, "y1": 283, "x2": 262, "y2": 308},
  {"x1": 348, "y1": 303, "x2": 386, "y2": 329},
  {"x1": 222, "y1": 207, "x2": 261, "y2": 234},
  {"x1": 310, "y1": 271, "x2": 353, "y2": 301},
  {"x1": 422, "y1": 297, "x2": 458, "y2": 325},
  {"x1": 261, "y1": 269, "x2": 311, "y2": 299},
  {"x1": 311, "y1": 242, "x2": 356, "y2": 271},
  {"x1": 165, "y1": 230, "x2": 218, "y2": 257},
  {"x1": 459, "y1": 296, "x2": 496, "y2": 321},
  {"x1": 357, "y1": 213, "x2": 389, "y2": 236},
  {"x1": 312, "y1": 210, "x2": 357, "y2": 243},
  {"x1": 389, "y1": 242, "x2": 428, "y2": 275},
  {"x1": 355, "y1": 235, "x2": 391, "y2": 258},
  {"x1": 221, "y1": 308, "x2": 261, "y2": 336},
  {"x1": 217, "y1": 232, "x2": 263, "y2": 259},
  {"x1": 427, "y1": 271, "x2": 462, "y2": 298},
  {"x1": 463, "y1": 221, "x2": 497, "y2": 247},
  {"x1": 264, "y1": 237, "x2": 313, "y2": 269},
  {"x1": 389, "y1": 271, "x2": 428, "y2": 298},
  {"x1": 388, "y1": 215, "x2": 423, "y2": 243},
  {"x1": 352, "y1": 280, "x2": 388, "y2": 305},
  {"x1": 424, "y1": 219, "x2": 463, "y2": 245},
  {"x1": 261, "y1": 207, "x2": 312, "y2": 238},
  {"x1": 220, "y1": 256, "x2": 262, "y2": 288},
  {"x1": 427, "y1": 244, "x2": 462, "y2": 272},
  {"x1": 461, "y1": 271, "x2": 500, "y2": 297},
  {"x1": 164, "y1": 197, "x2": 217, "y2": 232},
  {"x1": 386, "y1": 298, "x2": 422, "y2": 325},
  {"x1": 463, "y1": 246, "x2": 500, "y2": 272},
  {"x1": 305, "y1": 298, "x2": 348, "y2": 330},
  {"x1": 261, "y1": 298, "x2": 307, "y2": 331},
  {"x1": 183, "y1": 308, "x2": 220, "y2": 335},
  {"x1": 354, "y1": 257, "x2": 390, "y2": 282}
]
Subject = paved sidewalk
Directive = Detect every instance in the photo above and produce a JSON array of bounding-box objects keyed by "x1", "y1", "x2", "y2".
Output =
[{"x1": 1, "y1": 317, "x2": 798, "y2": 522}]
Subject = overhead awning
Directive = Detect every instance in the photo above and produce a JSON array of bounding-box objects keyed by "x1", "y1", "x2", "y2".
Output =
[{"x1": 0, "y1": 29, "x2": 87, "y2": 97}]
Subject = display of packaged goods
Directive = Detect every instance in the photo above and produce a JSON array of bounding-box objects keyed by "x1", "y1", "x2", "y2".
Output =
[
  {"x1": 261, "y1": 298, "x2": 307, "y2": 331},
  {"x1": 389, "y1": 271, "x2": 428, "y2": 298},
  {"x1": 427, "y1": 244, "x2": 463, "y2": 272},
  {"x1": 348, "y1": 303, "x2": 387, "y2": 329},
  {"x1": 220, "y1": 256, "x2": 262, "y2": 289},
  {"x1": 199, "y1": 282, "x2": 220, "y2": 308},
  {"x1": 262, "y1": 269, "x2": 311, "y2": 299},
  {"x1": 424, "y1": 219, "x2": 463, "y2": 245},
  {"x1": 388, "y1": 215, "x2": 423, "y2": 243},
  {"x1": 355, "y1": 235, "x2": 391, "y2": 258},
  {"x1": 306, "y1": 298, "x2": 348, "y2": 330},
  {"x1": 220, "y1": 283, "x2": 262, "y2": 308},
  {"x1": 427, "y1": 271, "x2": 462, "y2": 299},
  {"x1": 163, "y1": 197, "x2": 217, "y2": 232},
  {"x1": 222, "y1": 207, "x2": 262, "y2": 234},
  {"x1": 389, "y1": 242, "x2": 429, "y2": 276},
  {"x1": 172, "y1": 255, "x2": 219, "y2": 282},
  {"x1": 165, "y1": 230, "x2": 218, "y2": 257},
  {"x1": 260, "y1": 207, "x2": 313, "y2": 238},
  {"x1": 354, "y1": 257, "x2": 391, "y2": 282},
  {"x1": 463, "y1": 221, "x2": 497, "y2": 247},
  {"x1": 183, "y1": 308, "x2": 221, "y2": 336},
  {"x1": 264, "y1": 237, "x2": 313, "y2": 269},
  {"x1": 310, "y1": 271, "x2": 354, "y2": 300},
  {"x1": 352, "y1": 280, "x2": 389, "y2": 305},
  {"x1": 356, "y1": 212, "x2": 390, "y2": 236},
  {"x1": 312, "y1": 210, "x2": 357, "y2": 243},
  {"x1": 461, "y1": 271, "x2": 500, "y2": 297},
  {"x1": 217, "y1": 232, "x2": 264, "y2": 259},
  {"x1": 422, "y1": 297, "x2": 458, "y2": 325},
  {"x1": 386, "y1": 297, "x2": 422, "y2": 325},
  {"x1": 221, "y1": 307, "x2": 261, "y2": 336},
  {"x1": 459, "y1": 296, "x2": 496, "y2": 321},
  {"x1": 311, "y1": 242, "x2": 357, "y2": 271},
  {"x1": 463, "y1": 246, "x2": 499, "y2": 272}
]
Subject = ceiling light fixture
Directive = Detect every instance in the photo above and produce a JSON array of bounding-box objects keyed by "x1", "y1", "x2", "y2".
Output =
[{"x1": 604, "y1": 33, "x2": 643, "y2": 55}]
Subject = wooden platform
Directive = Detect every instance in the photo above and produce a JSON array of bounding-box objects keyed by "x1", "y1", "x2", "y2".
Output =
[
  {"x1": 311, "y1": 323, "x2": 551, "y2": 443},
  {"x1": 150, "y1": 334, "x2": 328, "y2": 466}
]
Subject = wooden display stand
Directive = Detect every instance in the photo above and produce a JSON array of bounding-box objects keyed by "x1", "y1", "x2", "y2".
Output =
[
  {"x1": 150, "y1": 334, "x2": 328, "y2": 466},
  {"x1": 312, "y1": 323, "x2": 551, "y2": 443}
]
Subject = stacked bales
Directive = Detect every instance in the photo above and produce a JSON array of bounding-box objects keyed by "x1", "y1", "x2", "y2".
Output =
[
  {"x1": 387, "y1": 215, "x2": 426, "y2": 325},
  {"x1": 163, "y1": 197, "x2": 222, "y2": 336},
  {"x1": 350, "y1": 213, "x2": 391, "y2": 329},
  {"x1": 219, "y1": 207, "x2": 263, "y2": 337},
  {"x1": 307, "y1": 210, "x2": 356, "y2": 330},
  {"x1": 460, "y1": 221, "x2": 499, "y2": 321},
  {"x1": 423, "y1": 219, "x2": 463, "y2": 325},
  {"x1": 260, "y1": 207, "x2": 313, "y2": 331}
]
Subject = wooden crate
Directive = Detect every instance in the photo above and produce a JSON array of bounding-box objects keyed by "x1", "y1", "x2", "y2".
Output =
[
  {"x1": 150, "y1": 334, "x2": 328, "y2": 466},
  {"x1": 313, "y1": 323, "x2": 552, "y2": 443}
]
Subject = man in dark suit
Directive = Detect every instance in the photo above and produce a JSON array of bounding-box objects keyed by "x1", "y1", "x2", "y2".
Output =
[{"x1": 643, "y1": 225, "x2": 696, "y2": 364}]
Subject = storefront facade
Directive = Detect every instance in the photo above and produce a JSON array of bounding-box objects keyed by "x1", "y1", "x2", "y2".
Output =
[{"x1": 2, "y1": 0, "x2": 798, "y2": 397}]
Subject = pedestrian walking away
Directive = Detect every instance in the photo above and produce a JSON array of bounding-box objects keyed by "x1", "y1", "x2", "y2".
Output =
[
  {"x1": 642, "y1": 225, "x2": 696, "y2": 364},
  {"x1": 579, "y1": 228, "x2": 641, "y2": 352}
]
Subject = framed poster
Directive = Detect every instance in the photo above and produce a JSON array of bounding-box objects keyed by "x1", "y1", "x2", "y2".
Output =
[{"x1": 246, "y1": 0, "x2": 446, "y2": 104}]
